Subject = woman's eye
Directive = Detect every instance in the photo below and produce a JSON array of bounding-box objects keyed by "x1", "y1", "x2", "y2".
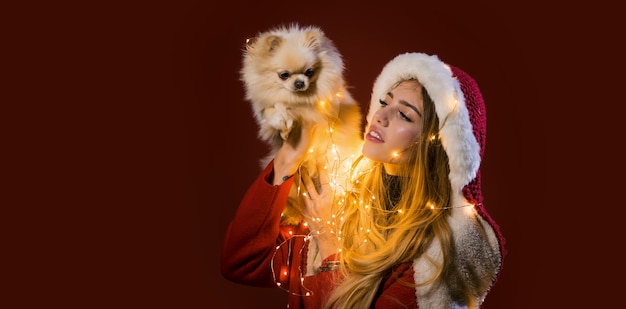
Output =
[
  {"x1": 400, "y1": 112, "x2": 412, "y2": 122},
  {"x1": 379, "y1": 99, "x2": 388, "y2": 107},
  {"x1": 278, "y1": 72, "x2": 290, "y2": 80},
  {"x1": 304, "y1": 68, "x2": 314, "y2": 77}
]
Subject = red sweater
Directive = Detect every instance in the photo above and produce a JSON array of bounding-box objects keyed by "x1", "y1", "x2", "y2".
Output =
[{"x1": 221, "y1": 161, "x2": 418, "y2": 308}]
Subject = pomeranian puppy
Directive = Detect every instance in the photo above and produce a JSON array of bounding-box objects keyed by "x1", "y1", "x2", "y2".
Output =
[{"x1": 241, "y1": 24, "x2": 363, "y2": 224}]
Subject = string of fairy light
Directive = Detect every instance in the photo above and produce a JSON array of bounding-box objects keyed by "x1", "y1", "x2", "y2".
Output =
[{"x1": 269, "y1": 91, "x2": 477, "y2": 296}]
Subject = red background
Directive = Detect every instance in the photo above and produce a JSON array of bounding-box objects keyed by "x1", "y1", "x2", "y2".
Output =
[{"x1": 5, "y1": 0, "x2": 620, "y2": 308}]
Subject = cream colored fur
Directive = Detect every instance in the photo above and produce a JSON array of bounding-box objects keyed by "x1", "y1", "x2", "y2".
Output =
[{"x1": 241, "y1": 24, "x2": 363, "y2": 224}]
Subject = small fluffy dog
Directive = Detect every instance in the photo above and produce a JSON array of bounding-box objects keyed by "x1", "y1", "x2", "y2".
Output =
[{"x1": 241, "y1": 24, "x2": 363, "y2": 224}]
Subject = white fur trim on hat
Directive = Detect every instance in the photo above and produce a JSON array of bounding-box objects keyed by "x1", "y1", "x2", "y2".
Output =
[{"x1": 367, "y1": 53, "x2": 480, "y2": 193}]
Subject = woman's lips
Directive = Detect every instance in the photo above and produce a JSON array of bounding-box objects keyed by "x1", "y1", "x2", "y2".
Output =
[{"x1": 366, "y1": 128, "x2": 384, "y2": 143}]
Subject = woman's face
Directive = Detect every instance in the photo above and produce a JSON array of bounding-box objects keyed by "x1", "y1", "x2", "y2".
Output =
[{"x1": 362, "y1": 80, "x2": 424, "y2": 173}]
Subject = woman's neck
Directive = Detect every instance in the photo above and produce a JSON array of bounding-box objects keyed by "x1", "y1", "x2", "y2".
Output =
[
  {"x1": 382, "y1": 163, "x2": 402, "y2": 175},
  {"x1": 382, "y1": 167, "x2": 402, "y2": 209}
]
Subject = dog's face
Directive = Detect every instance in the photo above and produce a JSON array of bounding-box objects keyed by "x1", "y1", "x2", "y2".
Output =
[
  {"x1": 244, "y1": 27, "x2": 327, "y2": 96},
  {"x1": 274, "y1": 57, "x2": 319, "y2": 93}
]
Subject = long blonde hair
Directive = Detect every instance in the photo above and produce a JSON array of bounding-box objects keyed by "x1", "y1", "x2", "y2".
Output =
[{"x1": 325, "y1": 85, "x2": 453, "y2": 308}]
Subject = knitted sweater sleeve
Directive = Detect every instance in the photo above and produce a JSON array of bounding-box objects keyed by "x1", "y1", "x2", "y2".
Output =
[{"x1": 220, "y1": 160, "x2": 295, "y2": 287}]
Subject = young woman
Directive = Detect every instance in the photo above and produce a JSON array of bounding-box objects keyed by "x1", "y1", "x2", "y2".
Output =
[{"x1": 221, "y1": 52, "x2": 505, "y2": 308}]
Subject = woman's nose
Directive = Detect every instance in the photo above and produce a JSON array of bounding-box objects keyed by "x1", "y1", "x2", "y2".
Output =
[{"x1": 374, "y1": 109, "x2": 388, "y2": 126}]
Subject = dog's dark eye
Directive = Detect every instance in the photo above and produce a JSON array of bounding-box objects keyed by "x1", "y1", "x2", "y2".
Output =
[
  {"x1": 278, "y1": 72, "x2": 290, "y2": 80},
  {"x1": 304, "y1": 68, "x2": 315, "y2": 77}
]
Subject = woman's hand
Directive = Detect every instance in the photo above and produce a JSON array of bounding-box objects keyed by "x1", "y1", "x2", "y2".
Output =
[
  {"x1": 301, "y1": 161, "x2": 340, "y2": 259},
  {"x1": 272, "y1": 123, "x2": 313, "y2": 185}
]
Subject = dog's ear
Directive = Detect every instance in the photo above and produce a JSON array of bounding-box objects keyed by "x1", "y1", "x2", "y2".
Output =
[
  {"x1": 262, "y1": 35, "x2": 282, "y2": 54},
  {"x1": 244, "y1": 34, "x2": 282, "y2": 55},
  {"x1": 304, "y1": 30, "x2": 323, "y2": 51}
]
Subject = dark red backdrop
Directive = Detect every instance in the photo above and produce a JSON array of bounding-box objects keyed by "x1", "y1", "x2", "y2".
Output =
[{"x1": 7, "y1": 0, "x2": 619, "y2": 308}]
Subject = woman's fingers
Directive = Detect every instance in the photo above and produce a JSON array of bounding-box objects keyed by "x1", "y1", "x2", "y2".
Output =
[
  {"x1": 301, "y1": 161, "x2": 329, "y2": 198},
  {"x1": 301, "y1": 168, "x2": 317, "y2": 200},
  {"x1": 316, "y1": 161, "x2": 329, "y2": 190},
  {"x1": 273, "y1": 123, "x2": 316, "y2": 185}
]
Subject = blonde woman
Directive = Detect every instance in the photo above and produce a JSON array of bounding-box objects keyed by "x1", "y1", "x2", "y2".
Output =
[{"x1": 221, "y1": 52, "x2": 505, "y2": 308}]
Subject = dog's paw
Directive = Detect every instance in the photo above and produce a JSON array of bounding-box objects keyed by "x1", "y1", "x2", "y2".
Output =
[{"x1": 263, "y1": 103, "x2": 293, "y2": 139}]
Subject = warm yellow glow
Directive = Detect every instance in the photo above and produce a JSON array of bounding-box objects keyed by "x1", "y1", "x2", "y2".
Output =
[{"x1": 392, "y1": 152, "x2": 399, "y2": 158}]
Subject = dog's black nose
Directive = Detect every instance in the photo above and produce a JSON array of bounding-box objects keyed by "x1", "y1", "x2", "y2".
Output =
[{"x1": 294, "y1": 80, "x2": 305, "y2": 90}]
